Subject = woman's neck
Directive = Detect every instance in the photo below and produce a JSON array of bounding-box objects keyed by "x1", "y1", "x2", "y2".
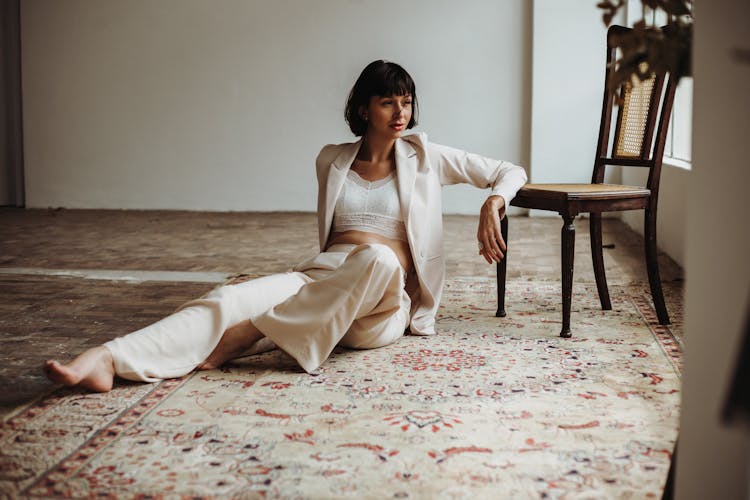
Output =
[{"x1": 358, "y1": 134, "x2": 396, "y2": 163}]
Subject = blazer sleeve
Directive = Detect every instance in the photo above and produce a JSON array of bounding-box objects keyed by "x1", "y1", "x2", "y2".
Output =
[{"x1": 426, "y1": 138, "x2": 528, "y2": 207}]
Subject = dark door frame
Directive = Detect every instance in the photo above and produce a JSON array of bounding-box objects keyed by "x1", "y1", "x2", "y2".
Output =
[{"x1": 2, "y1": 0, "x2": 25, "y2": 207}]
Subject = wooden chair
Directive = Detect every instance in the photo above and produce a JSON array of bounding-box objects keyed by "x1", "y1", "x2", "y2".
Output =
[{"x1": 496, "y1": 25, "x2": 677, "y2": 338}]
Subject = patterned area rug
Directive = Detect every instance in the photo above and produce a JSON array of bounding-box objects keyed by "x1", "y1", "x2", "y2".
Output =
[{"x1": 1, "y1": 279, "x2": 681, "y2": 498}]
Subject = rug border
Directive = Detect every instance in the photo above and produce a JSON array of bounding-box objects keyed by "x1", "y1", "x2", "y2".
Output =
[
  {"x1": 629, "y1": 291, "x2": 683, "y2": 375},
  {"x1": 20, "y1": 374, "x2": 193, "y2": 497}
]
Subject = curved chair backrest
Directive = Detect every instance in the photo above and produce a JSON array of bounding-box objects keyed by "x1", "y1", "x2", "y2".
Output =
[{"x1": 592, "y1": 25, "x2": 679, "y2": 203}]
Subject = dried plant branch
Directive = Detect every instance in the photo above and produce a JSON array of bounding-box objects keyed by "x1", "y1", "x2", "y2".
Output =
[{"x1": 598, "y1": 0, "x2": 692, "y2": 99}]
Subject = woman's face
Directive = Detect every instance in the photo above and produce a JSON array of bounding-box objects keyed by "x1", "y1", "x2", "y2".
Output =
[{"x1": 363, "y1": 94, "x2": 413, "y2": 140}]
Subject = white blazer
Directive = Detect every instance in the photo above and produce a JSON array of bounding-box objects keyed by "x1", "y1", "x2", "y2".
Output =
[{"x1": 316, "y1": 132, "x2": 527, "y2": 335}]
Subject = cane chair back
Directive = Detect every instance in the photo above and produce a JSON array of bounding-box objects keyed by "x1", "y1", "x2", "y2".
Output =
[
  {"x1": 591, "y1": 25, "x2": 676, "y2": 194},
  {"x1": 614, "y1": 73, "x2": 658, "y2": 159}
]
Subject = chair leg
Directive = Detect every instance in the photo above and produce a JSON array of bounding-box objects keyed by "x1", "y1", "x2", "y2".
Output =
[
  {"x1": 590, "y1": 213, "x2": 612, "y2": 310},
  {"x1": 645, "y1": 207, "x2": 671, "y2": 325},
  {"x1": 496, "y1": 215, "x2": 508, "y2": 317},
  {"x1": 561, "y1": 215, "x2": 576, "y2": 338}
]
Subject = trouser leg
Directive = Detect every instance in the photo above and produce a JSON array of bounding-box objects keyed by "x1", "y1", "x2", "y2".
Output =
[
  {"x1": 252, "y1": 243, "x2": 410, "y2": 373},
  {"x1": 104, "y1": 272, "x2": 309, "y2": 382}
]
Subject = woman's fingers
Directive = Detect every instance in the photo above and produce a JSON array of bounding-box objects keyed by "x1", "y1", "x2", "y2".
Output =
[
  {"x1": 480, "y1": 249, "x2": 493, "y2": 264},
  {"x1": 488, "y1": 227, "x2": 504, "y2": 260},
  {"x1": 477, "y1": 225, "x2": 505, "y2": 263},
  {"x1": 477, "y1": 237, "x2": 492, "y2": 264},
  {"x1": 477, "y1": 199, "x2": 507, "y2": 263},
  {"x1": 494, "y1": 224, "x2": 507, "y2": 253},
  {"x1": 479, "y1": 232, "x2": 503, "y2": 262}
]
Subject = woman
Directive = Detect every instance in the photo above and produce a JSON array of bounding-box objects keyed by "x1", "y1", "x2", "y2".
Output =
[{"x1": 44, "y1": 60, "x2": 527, "y2": 392}]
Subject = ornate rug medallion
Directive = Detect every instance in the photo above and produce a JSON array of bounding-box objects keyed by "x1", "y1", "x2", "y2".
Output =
[{"x1": 1, "y1": 280, "x2": 681, "y2": 498}]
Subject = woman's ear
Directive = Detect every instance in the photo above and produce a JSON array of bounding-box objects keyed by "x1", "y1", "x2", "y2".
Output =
[{"x1": 359, "y1": 104, "x2": 368, "y2": 121}]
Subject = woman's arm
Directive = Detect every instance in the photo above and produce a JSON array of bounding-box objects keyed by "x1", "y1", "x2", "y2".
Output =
[
  {"x1": 427, "y1": 141, "x2": 527, "y2": 202},
  {"x1": 425, "y1": 137, "x2": 528, "y2": 264}
]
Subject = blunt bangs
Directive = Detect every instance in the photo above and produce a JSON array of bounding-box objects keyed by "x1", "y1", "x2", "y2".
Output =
[
  {"x1": 372, "y1": 65, "x2": 415, "y2": 99},
  {"x1": 345, "y1": 60, "x2": 419, "y2": 136}
]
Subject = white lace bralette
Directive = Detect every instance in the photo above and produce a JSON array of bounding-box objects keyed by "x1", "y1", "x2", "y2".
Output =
[{"x1": 332, "y1": 169, "x2": 407, "y2": 242}]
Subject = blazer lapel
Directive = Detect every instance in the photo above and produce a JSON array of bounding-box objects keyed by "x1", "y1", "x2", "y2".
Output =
[
  {"x1": 321, "y1": 139, "x2": 362, "y2": 248},
  {"x1": 395, "y1": 138, "x2": 418, "y2": 237}
]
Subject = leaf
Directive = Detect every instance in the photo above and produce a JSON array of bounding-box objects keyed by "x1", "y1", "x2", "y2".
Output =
[
  {"x1": 662, "y1": 0, "x2": 692, "y2": 16},
  {"x1": 596, "y1": 0, "x2": 624, "y2": 26},
  {"x1": 598, "y1": 0, "x2": 692, "y2": 89}
]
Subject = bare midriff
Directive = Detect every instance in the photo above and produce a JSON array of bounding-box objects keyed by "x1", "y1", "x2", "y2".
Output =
[{"x1": 326, "y1": 230, "x2": 414, "y2": 274}]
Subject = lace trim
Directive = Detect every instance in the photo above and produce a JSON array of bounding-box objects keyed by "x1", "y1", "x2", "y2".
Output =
[
  {"x1": 332, "y1": 213, "x2": 407, "y2": 242},
  {"x1": 347, "y1": 169, "x2": 396, "y2": 190}
]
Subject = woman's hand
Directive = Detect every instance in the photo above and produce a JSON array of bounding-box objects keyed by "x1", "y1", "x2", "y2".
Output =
[{"x1": 477, "y1": 195, "x2": 506, "y2": 264}]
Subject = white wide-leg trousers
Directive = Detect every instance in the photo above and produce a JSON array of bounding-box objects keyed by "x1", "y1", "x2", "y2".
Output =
[{"x1": 104, "y1": 243, "x2": 410, "y2": 381}]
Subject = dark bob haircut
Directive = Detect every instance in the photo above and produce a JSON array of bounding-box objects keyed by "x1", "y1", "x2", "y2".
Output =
[{"x1": 345, "y1": 60, "x2": 419, "y2": 137}]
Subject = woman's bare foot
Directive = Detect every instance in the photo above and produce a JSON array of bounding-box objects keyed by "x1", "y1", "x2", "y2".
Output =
[
  {"x1": 198, "y1": 320, "x2": 264, "y2": 370},
  {"x1": 43, "y1": 346, "x2": 116, "y2": 393}
]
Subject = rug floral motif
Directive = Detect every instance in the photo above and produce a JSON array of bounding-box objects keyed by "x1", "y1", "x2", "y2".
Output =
[{"x1": 0, "y1": 279, "x2": 681, "y2": 498}]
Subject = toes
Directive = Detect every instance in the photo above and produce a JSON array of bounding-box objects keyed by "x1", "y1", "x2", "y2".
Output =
[
  {"x1": 43, "y1": 360, "x2": 60, "y2": 377},
  {"x1": 44, "y1": 361, "x2": 79, "y2": 385}
]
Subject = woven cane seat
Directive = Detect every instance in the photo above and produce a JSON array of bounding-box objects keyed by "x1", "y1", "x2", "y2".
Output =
[{"x1": 514, "y1": 183, "x2": 650, "y2": 201}]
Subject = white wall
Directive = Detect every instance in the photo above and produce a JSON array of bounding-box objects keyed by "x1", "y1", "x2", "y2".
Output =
[
  {"x1": 21, "y1": 0, "x2": 530, "y2": 213},
  {"x1": 530, "y1": 1, "x2": 621, "y2": 186},
  {"x1": 621, "y1": 164, "x2": 688, "y2": 267},
  {"x1": 676, "y1": 0, "x2": 750, "y2": 497}
]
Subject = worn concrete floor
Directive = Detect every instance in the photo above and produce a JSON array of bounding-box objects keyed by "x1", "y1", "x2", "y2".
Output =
[{"x1": 0, "y1": 208, "x2": 684, "y2": 416}]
